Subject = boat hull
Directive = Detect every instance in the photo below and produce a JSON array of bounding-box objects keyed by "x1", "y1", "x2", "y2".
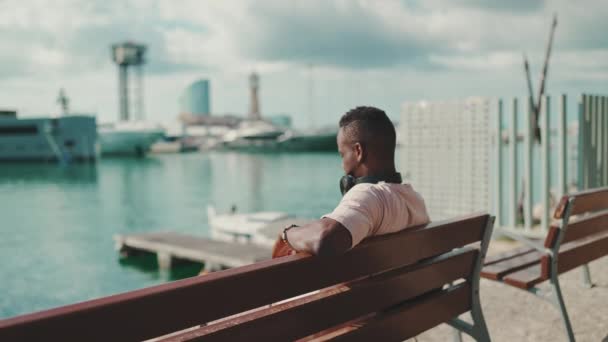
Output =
[
  {"x1": 99, "y1": 129, "x2": 164, "y2": 156},
  {"x1": 218, "y1": 131, "x2": 337, "y2": 153},
  {"x1": 0, "y1": 115, "x2": 98, "y2": 162},
  {"x1": 277, "y1": 131, "x2": 337, "y2": 152}
]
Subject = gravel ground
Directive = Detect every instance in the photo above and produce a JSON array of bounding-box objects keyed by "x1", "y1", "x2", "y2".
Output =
[{"x1": 414, "y1": 240, "x2": 608, "y2": 342}]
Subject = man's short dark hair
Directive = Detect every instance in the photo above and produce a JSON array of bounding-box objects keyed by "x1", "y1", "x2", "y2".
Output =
[{"x1": 339, "y1": 106, "x2": 396, "y2": 158}]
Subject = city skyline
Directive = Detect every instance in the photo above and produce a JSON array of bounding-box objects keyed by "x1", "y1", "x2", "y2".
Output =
[{"x1": 1, "y1": 0, "x2": 608, "y2": 128}]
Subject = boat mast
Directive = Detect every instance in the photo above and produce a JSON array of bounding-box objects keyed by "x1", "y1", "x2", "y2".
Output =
[{"x1": 56, "y1": 88, "x2": 70, "y2": 116}]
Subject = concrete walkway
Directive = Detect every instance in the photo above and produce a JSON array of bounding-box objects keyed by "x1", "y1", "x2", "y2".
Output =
[{"x1": 417, "y1": 240, "x2": 608, "y2": 342}]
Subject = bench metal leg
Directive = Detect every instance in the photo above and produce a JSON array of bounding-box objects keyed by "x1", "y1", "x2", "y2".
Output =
[
  {"x1": 452, "y1": 328, "x2": 463, "y2": 342},
  {"x1": 468, "y1": 217, "x2": 493, "y2": 342},
  {"x1": 551, "y1": 279, "x2": 575, "y2": 342},
  {"x1": 582, "y1": 264, "x2": 593, "y2": 288},
  {"x1": 447, "y1": 271, "x2": 491, "y2": 341},
  {"x1": 449, "y1": 311, "x2": 490, "y2": 342},
  {"x1": 449, "y1": 216, "x2": 494, "y2": 342},
  {"x1": 471, "y1": 302, "x2": 491, "y2": 342}
]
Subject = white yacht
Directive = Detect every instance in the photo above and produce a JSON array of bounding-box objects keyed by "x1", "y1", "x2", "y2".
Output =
[
  {"x1": 207, "y1": 205, "x2": 313, "y2": 247},
  {"x1": 276, "y1": 127, "x2": 337, "y2": 152},
  {"x1": 0, "y1": 110, "x2": 98, "y2": 162},
  {"x1": 98, "y1": 121, "x2": 165, "y2": 156},
  {"x1": 220, "y1": 120, "x2": 286, "y2": 150}
]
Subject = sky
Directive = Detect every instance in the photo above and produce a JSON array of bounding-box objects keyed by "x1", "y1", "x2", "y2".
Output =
[{"x1": 1, "y1": 0, "x2": 607, "y2": 128}]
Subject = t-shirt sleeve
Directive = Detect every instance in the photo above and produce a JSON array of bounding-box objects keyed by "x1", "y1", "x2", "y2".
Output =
[{"x1": 322, "y1": 185, "x2": 380, "y2": 248}]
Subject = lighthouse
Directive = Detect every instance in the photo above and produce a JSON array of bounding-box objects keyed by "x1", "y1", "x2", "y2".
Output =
[{"x1": 248, "y1": 72, "x2": 261, "y2": 120}]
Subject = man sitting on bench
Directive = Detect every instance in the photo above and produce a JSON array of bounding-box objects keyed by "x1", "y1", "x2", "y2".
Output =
[{"x1": 275, "y1": 106, "x2": 430, "y2": 257}]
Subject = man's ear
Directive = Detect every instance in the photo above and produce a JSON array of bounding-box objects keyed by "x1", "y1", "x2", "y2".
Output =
[{"x1": 354, "y1": 142, "x2": 365, "y2": 163}]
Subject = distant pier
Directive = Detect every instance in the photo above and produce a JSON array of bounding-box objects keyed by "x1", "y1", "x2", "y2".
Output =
[{"x1": 114, "y1": 232, "x2": 271, "y2": 272}]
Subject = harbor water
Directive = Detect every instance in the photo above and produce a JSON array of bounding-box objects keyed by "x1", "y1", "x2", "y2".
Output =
[{"x1": 0, "y1": 152, "x2": 343, "y2": 318}]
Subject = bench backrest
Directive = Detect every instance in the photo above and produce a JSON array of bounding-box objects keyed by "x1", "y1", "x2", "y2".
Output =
[
  {"x1": 542, "y1": 186, "x2": 608, "y2": 277},
  {"x1": 0, "y1": 214, "x2": 493, "y2": 342}
]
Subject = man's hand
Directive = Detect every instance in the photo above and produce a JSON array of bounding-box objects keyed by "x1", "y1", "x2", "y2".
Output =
[
  {"x1": 271, "y1": 237, "x2": 296, "y2": 258},
  {"x1": 281, "y1": 218, "x2": 352, "y2": 256}
]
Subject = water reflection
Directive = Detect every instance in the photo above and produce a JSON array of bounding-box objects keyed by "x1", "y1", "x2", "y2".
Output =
[
  {"x1": 0, "y1": 152, "x2": 342, "y2": 318},
  {"x1": 208, "y1": 151, "x2": 343, "y2": 216},
  {"x1": 209, "y1": 152, "x2": 265, "y2": 213},
  {"x1": 246, "y1": 154, "x2": 264, "y2": 211},
  {"x1": 0, "y1": 162, "x2": 98, "y2": 184},
  {"x1": 117, "y1": 252, "x2": 203, "y2": 281}
]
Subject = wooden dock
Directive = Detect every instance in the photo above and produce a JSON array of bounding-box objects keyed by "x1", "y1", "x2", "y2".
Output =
[{"x1": 113, "y1": 232, "x2": 271, "y2": 271}]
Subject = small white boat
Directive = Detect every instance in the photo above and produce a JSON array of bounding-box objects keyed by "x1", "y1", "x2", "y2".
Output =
[
  {"x1": 98, "y1": 121, "x2": 165, "y2": 156},
  {"x1": 207, "y1": 206, "x2": 313, "y2": 247}
]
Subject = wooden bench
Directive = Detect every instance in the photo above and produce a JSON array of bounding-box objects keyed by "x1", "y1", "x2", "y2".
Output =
[
  {"x1": 0, "y1": 214, "x2": 494, "y2": 342},
  {"x1": 481, "y1": 186, "x2": 608, "y2": 341}
]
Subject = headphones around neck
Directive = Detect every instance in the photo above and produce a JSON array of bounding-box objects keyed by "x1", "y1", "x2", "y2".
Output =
[{"x1": 339, "y1": 172, "x2": 402, "y2": 195}]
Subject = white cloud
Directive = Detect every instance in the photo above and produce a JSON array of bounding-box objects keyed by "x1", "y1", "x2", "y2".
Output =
[
  {"x1": 429, "y1": 51, "x2": 521, "y2": 70},
  {"x1": 1, "y1": 0, "x2": 608, "y2": 128}
]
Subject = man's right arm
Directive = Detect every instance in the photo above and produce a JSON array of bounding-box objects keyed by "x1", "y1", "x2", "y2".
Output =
[{"x1": 284, "y1": 218, "x2": 352, "y2": 256}]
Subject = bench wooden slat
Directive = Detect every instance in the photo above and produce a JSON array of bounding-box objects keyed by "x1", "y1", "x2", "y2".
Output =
[
  {"x1": 483, "y1": 247, "x2": 536, "y2": 266},
  {"x1": 554, "y1": 186, "x2": 608, "y2": 218},
  {"x1": 162, "y1": 287, "x2": 351, "y2": 342},
  {"x1": 562, "y1": 211, "x2": 608, "y2": 245},
  {"x1": 161, "y1": 249, "x2": 477, "y2": 342},
  {"x1": 502, "y1": 264, "x2": 546, "y2": 289},
  {"x1": 541, "y1": 230, "x2": 608, "y2": 276},
  {"x1": 481, "y1": 250, "x2": 543, "y2": 280},
  {"x1": 546, "y1": 211, "x2": 608, "y2": 249},
  {"x1": 323, "y1": 283, "x2": 471, "y2": 342},
  {"x1": 0, "y1": 214, "x2": 490, "y2": 342}
]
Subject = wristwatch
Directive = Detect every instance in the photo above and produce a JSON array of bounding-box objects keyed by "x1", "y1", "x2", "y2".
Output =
[{"x1": 281, "y1": 224, "x2": 299, "y2": 247}]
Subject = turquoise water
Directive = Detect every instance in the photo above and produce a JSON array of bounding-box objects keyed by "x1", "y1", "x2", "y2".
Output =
[{"x1": 0, "y1": 152, "x2": 343, "y2": 318}]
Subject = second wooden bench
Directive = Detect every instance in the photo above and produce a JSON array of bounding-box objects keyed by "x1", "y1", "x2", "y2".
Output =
[{"x1": 481, "y1": 186, "x2": 608, "y2": 341}]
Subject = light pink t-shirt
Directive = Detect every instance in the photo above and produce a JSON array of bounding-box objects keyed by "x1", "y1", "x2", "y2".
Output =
[{"x1": 323, "y1": 182, "x2": 430, "y2": 248}]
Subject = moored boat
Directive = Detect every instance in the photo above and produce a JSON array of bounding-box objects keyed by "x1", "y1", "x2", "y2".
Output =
[
  {"x1": 207, "y1": 205, "x2": 313, "y2": 247},
  {"x1": 0, "y1": 110, "x2": 98, "y2": 162},
  {"x1": 98, "y1": 121, "x2": 165, "y2": 156}
]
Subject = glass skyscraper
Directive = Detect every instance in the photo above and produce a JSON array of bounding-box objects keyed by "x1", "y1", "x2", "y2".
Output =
[{"x1": 180, "y1": 79, "x2": 211, "y2": 115}]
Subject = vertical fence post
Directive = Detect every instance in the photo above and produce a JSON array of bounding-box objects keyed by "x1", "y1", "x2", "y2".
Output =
[
  {"x1": 587, "y1": 95, "x2": 592, "y2": 189},
  {"x1": 591, "y1": 96, "x2": 598, "y2": 188},
  {"x1": 585, "y1": 95, "x2": 595, "y2": 189},
  {"x1": 577, "y1": 95, "x2": 582, "y2": 191},
  {"x1": 495, "y1": 99, "x2": 503, "y2": 227},
  {"x1": 579, "y1": 94, "x2": 588, "y2": 190},
  {"x1": 601, "y1": 96, "x2": 604, "y2": 187},
  {"x1": 509, "y1": 98, "x2": 519, "y2": 227},
  {"x1": 586, "y1": 95, "x2": 592, "y2": 189},
  {"x1": 541, "y1": 96, "x2": 550, "y2": 232},
  {"x1": 524, "y1": 97, "x2": 534, "y2": 230},
  {"x1": 558, "y1": 94, "x2": 567, "y2": 197},
  {"x1": 597, "y1": 96, "x2": 608, "y2": 186},
  {"x1": 604, "y1": 96, "x2": 608, "y2": 186},
  {"x1": 597, "y1": 96, "x2": 604, "y2": 188}
]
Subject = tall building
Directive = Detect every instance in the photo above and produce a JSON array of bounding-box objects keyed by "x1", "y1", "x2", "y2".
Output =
[{"x1": 180, "y1": 79, "x2": 211, "y2": 116}]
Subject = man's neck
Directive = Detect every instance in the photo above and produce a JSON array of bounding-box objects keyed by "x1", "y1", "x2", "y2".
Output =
[{"x1": 356, "y1": 164, "x2": 397, "y2": 178}]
